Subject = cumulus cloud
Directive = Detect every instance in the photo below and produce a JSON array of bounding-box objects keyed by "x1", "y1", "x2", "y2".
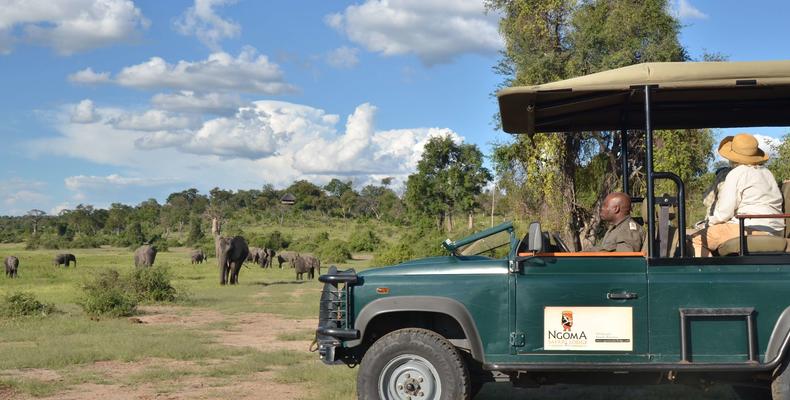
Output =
[
  {"x1": 109, "y1": 110, "x2": 196, "y2": 131},
  {"x1": 327, "y1": 46, "x2": 360, "y2": 69},
  {"x1": 327, "y1": 0, "x2": 503, "y2": 65},
  {"x1": 174, "y1": 0, "x2": 240, "y2": 50},
  {"x1": 30, "y1": 99, "x2": 466, "y2": 194},
  {"x1": 0, "y1": 0, "x2": 149, "y2": 55},
  {"x1": 151, "y1": 91, "x2": 245, "y2": 115},
  {"x1": 71, "y1": 99, "x2": 100, "y2": 123},
  {"x1": 71, "y1": 47, "x2": 295, "y2": 94},
  {"x1": 671, "y1": 0, "x2": 708, "y2": 20},
  {"x1": 69, "y1": 67, "x2": 111, "y2": 84}
]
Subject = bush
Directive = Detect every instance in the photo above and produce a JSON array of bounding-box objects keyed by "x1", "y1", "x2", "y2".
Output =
[
  {"x1": 375, "y1": 242, "x2": 415, "y2": 265},
  {"x1": 127, "y1": 267, "x2": 177, "y2": 302},
  {"x1": 0, "y1": 292, "x2": 57, "y2": 318},
  {"x1": 291, "y1": 231, "x2": 329, "y2": 252},
  {"x1": 316, "y1": 239, "x2": 352, "y2": 263},
  {"x1": 79, "y1": 269, "x2": 138, "y2": 318},
  {"x1": 71, "y1": 233, "x2": 102, "y2": 248},
  {"x1": 348, "y1": 229, "x2": 381, "y2": 252},
  {"x1": 263, "y1": 230, "x2": 291, "y2": 250}
]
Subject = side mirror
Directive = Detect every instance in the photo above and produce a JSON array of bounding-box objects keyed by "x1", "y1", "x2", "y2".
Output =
[{"x1": 527, "y1": 222, "x2": 543, "y2": 252}]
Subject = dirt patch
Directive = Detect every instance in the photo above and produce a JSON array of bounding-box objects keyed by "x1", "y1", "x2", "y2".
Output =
[
  {"x1": 0, "y1": 387, "x2": 17, "y2": 400},
  {"x1": 214, "y1": 313, "x2": 318, "y2": 352},
  {"x1": 134, "y1": 306, "x2": 227, "y2": 327},
  {"x1": 0, "y1": 369, "x2": 61, "y2": 382}
]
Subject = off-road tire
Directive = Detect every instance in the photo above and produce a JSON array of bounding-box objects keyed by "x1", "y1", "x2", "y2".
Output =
[{"x1": 357, "y1": 328, "x2": 470, "y2": 400}]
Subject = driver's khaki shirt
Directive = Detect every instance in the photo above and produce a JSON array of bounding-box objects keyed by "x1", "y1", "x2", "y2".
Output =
[{"x1": 590, "y1": 216, "x2": 643, "y2": 252}]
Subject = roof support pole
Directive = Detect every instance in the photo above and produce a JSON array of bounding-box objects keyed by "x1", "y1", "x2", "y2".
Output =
[
  {"x1": 644, "y1": 86, "x2": 655, "y2": 259},
  {"x1": 621, "y1": 130, "x2": 629, "y2": 195}
]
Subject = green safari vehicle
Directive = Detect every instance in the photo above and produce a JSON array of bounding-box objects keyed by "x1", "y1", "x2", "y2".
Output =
[{"x1": 315, "y1": 61, "x2": 790, "y2": 399}]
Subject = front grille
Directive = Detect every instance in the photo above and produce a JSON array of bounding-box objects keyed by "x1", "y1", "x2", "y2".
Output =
[{"x1": 317, "y1": 266, "x2": 355, "y2": 341}]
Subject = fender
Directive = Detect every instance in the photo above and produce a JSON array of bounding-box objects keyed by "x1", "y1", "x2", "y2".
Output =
[
  {"x1": 346, "y1": 296, "x2": 485, "y2": 362},
  {"x1": 765, "y1": 306, "x2": 790, "y2": 363}
]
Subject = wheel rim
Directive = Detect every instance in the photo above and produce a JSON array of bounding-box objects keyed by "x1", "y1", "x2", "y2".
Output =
[{"x1": 378, "y1": 354, "x2": 441, "y2": 400}]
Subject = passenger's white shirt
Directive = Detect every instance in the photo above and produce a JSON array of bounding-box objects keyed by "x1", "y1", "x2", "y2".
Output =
[{"x1": 708, "y1": 164, "x2": 785, "y2": 234}]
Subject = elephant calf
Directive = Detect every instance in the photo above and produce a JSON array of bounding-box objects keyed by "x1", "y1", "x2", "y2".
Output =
[
  {"x1": 277, "y1": 251, "x2": 298, "y2": 269},
  {"x1": 5, "y1": 256, "x2": 19, "y2": 278},
  {"x1": 190, "y1": 249, "x2": 206, "y2": 264},
  {"x1": 53, "y1": 253, "x2": 77, "y2": 268},
  {"x1": 134, "y1": 245, "x2": 157, "y2": 267}
]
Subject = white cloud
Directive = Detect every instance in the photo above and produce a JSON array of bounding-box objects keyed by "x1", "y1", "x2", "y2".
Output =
[
  {"x1": 69, "y1": 67, "x2": 111, "y2": 84},
  {"x1": 0, "y1": 0, "x2": 149, "y2": 55},
  {"x1": 327, "y1": 0, "x2": 503, "y2": 65},
  {"x1": 65, "y1": 174, "x2": 176, "y2": 190},
  {"x1": 73, "y1": 47, "x2": 295, "y2": 94},
  {"x1": 174, "y1": 0, "x2": 240, "y2": 50},
  {"x1": 30, "y1": 99, "x2": 466, "y2": 194},
  {"x1": 327, "y1": 46, "x2": 360, "y2": 69},
  {"x1": 0, "y1": 178, "x2": 50, "y2": 216},
  {"x1": 671, "y1": 0, "x2": 708, "y2": 20},
  {"x1": 151, "y1": 91, "x2": 245, "y2": 115},
  {"x1": 109, "y1": 110, "x2": 195, "y2": 131},
  {"x1": 71, "y1": 99, "x2": 100, "y2": 123}
]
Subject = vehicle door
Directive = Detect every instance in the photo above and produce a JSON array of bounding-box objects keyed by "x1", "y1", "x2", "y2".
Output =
[{"x1": 513, "y1": 252, "x2": 649, "y2": 363}]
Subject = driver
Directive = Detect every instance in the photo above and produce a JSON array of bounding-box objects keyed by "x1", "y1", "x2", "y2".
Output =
[{"x1": 588, "y1": 192, "x2": 643, "y2": 252}]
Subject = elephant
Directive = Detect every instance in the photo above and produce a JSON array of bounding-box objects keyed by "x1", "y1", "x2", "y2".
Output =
[
  {"x1": 302, "y1": 255, "x2": 320, "y2": 277},
  {"x1": 277, "y1": 251, "x2": 298, "y2": 269},
  {"x1": 134, "y1": 245, "x2": 157, "y2": 267},
  {"x1": 293, "y1": 255, "x2": 314, "y2": 280},
  {"x1": 264, "y1": 248, "x2": 276, "y2": 268},
  {"x1": 53, "y1": 253, "x2": 77, "y2": 268},
  {"x1": 216, "y1": 236, "x2": 249, "y2": 285},
  {"x1": 5, "y1": 256, "x2": 18, "y2": 278},
  {"x1": 247, "y1": 247, "x2": 262, "y2": 264},
  {"x1": 190, "y1": 249, "x2": 206, "y2": 264}
]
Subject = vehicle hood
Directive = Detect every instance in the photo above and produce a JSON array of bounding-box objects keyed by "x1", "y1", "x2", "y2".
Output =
[{"x1": 359, "y1": 256, "x2": 507, "y2": 277}]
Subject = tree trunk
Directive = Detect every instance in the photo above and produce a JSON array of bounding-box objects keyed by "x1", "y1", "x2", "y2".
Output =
[
  {"x1": 446, "y1": 211, "x2": 454, "y2": 232},
  {"x1": 468, "y1": 211, "x2": 474, "y2": 230}
]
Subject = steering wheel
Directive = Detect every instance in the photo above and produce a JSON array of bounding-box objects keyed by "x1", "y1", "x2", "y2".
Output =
[{"x1": 551, "y1": 232, "x2": 572, "y2": 252}]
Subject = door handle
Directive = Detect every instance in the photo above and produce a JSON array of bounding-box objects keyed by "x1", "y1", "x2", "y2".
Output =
[{"x1": 607, "y1": 291, "x2": 638, "y2": 300}]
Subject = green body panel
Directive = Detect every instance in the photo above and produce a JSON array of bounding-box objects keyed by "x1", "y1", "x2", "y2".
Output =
[
  {"x1": 346, "y1": 230, "x2": 790, "y2": 367},
  {"x1": 648, "y1": 263, "x2": 790, "y2": 363},
  {"x1": 354, "y1": 257, "x2": 512, "y2": 357},
  {"x1": 506, "y1": 256, "x2": 648, "y2": 364}
]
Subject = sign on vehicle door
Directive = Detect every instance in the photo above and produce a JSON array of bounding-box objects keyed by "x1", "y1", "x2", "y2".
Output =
[{"x1": 544, "y1": 307, "x2": 633, "y2": 351}]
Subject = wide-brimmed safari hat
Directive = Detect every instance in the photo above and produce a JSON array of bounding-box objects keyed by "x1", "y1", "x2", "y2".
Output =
[{"x1": 718, "y1": 133, "x2": 769, "y2": 165}]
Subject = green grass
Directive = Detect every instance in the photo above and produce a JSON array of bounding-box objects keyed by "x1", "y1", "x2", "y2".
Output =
[{"x1": 0, "y1": 236, "x2": 378, "y2": 398}]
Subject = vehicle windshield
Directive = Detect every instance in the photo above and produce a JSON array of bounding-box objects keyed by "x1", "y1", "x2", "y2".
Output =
[{"x1": 456, "y1": 230, "x2": 511, "y2": 257}]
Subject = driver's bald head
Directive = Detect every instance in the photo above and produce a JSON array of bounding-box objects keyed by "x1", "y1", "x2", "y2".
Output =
[
  {"x1": 605, "y1": 192, "x2": 631, "y2": 213},
  {"x1": 601, "y1": 192, "x2": 632, "y2": 224}
]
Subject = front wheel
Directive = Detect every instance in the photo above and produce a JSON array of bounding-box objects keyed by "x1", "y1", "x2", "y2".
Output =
[{"x1": 357, "y1": 328, "x2": 470, "y2": 400}]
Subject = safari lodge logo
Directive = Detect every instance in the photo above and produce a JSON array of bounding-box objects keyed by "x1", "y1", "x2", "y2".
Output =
[{"x1": 547, "y1": 310, "x2": 588, "y2": 344}]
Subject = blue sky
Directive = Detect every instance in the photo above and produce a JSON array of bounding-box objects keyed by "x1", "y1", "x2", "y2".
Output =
[{"x1": 0, "y1": 0, "x2": 786, "y2": 216}]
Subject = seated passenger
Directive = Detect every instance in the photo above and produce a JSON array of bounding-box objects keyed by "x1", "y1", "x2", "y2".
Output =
[
  {"x1": 690, "y1": 133, "x2": 784, "y2": 257},
  {"x1": 588, "y1": 192, "x2": 643, "y2": 252}
]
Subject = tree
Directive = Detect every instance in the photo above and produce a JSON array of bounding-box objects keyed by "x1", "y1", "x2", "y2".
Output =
[
  {"x1": 769, "y1": 133, "x2": 790, "y2": 182},
  {"x1": 26, "y1": 209, "x2": 46, "y2": 235},
  {"x1": 186, "y1": 217, "x2": 205, "y2": 246},
  {"x1": 404, "y1": 136, "x2": 491, "y2": 231},
  {"x1": 487, "y1": 0, "x2": 691, "y2": 249}
]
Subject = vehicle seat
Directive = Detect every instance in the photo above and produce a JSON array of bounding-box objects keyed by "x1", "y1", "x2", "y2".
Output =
[
  {"x1": 716, "y1": 180, "x2": 790, "y2": 255},
  {"x1": 639, "y1": 196, "x2": 679, "y2": 257}
]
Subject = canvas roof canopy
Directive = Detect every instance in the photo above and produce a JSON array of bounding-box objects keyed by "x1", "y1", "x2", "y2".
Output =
[{"x1": 497, "y1": 61, "x2": 790, "y2": 134}]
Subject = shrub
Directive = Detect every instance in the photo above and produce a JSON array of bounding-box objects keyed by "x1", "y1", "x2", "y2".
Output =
[
  {"x1": 79, "y1": 269, "x2": 138, "y2": 318},
  {"x1": 72, "y1": 233, "x2": 101, "y2": 248},
  {"x1": 127, "y1": 266, "x2": 177, "y2": 302},
  {"x1": 348, "y1": 229, "x2": 381, "y2": 252},
  {"x1": 316, "y1": 239, "x2": 352, "y2": 263},
  {"x1": 264, "y1": 230, "x2": 291, "y2": 250},
  {"x1": 0, "y1": 292, "x2": 57, "y2": 318},
  {"x1": 375, "y1": 242, "x2": 415, "y2": 265},
  {"x1": 291, "y1": 231, "x2": 329, "y2": 252}
]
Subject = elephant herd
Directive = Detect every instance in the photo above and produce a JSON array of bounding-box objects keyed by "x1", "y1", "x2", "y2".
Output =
[{"x1": 3, "y1": 241, "x2": 324, "y2": 285}]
